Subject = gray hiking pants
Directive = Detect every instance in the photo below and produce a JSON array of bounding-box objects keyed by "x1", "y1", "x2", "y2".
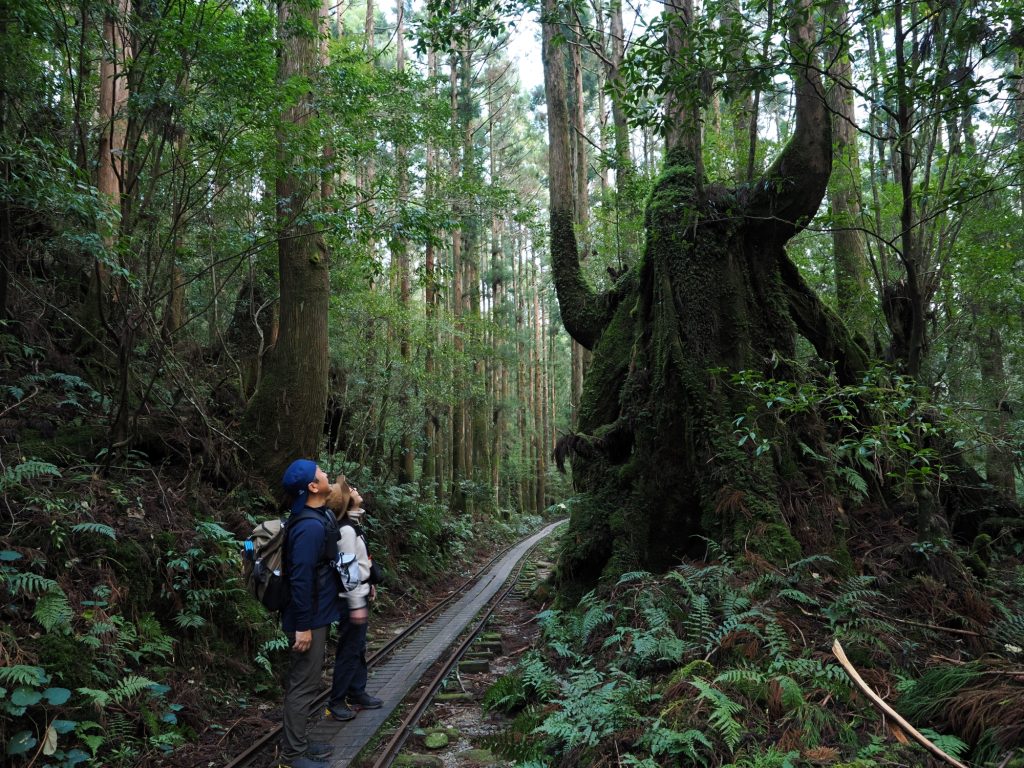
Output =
[{"x1": 280, "y1": 625, "x2": 329, "y2": 761}]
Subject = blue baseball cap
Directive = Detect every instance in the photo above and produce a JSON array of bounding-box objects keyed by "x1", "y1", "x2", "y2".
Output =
[{"x1": 282, "y1": 459, "x2": 318, "y2": 513}]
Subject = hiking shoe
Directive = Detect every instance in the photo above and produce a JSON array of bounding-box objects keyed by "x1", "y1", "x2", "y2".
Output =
[
  {"x1": 347, "y1": 692, "x2": 383, "y2": 710},
  {"x1": 325, "y1": 704, "x2": 357, "y2": 722},
  {"x1": 275, "y1": 757, "x2": 328, "y2": 768},
  {"x1": 305, "y1": 741, "x2": 333, "y2": 758}
]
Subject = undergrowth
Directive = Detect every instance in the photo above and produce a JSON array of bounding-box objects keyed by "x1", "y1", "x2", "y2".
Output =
[{"x1": 484, "y1": 546, "x2": 1024, "y2": 767}]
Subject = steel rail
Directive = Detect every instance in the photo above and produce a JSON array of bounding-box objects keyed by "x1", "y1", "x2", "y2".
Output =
[{"x1": 221, "y1": 533, "x2": 529, "y2": 768}]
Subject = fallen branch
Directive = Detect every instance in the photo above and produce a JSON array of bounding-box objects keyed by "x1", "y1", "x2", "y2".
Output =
[{"x1": 832, "y1": 639, "x2": 969, "y2": 768}]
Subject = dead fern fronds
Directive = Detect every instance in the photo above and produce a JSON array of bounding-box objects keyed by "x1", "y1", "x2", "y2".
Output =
[
  {"x1": 715, "y1": 487, "x2": 748, "y2": 517},
  {"x1": 944, "y1": 682, "x2": 1024, "y2": 746}
]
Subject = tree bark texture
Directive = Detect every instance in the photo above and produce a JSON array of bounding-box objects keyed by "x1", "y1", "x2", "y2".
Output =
[
  {"x1": 243, "y1": 0, "x2": 330, "y2": 480},
  {"x1": 825, "y1": 0, "x2": 874, "y2": 347}
]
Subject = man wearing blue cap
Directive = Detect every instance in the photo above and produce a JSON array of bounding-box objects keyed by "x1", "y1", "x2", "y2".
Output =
[{"x1": 278, "y1": 459, "x2": 343, "y2": 768}]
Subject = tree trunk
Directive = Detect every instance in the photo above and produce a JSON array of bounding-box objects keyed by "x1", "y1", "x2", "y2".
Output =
[
  {"x1": 450, "y1": 46, "x2": 467, "y2": 514},
  {"x1": 825, "y1": 0, "x2": 874, "y2": 347},
  {"x1": 394, "y1": 0, "x2": 415, "y2": 485},
  {"x1": 84, "y1": 0, "x2": 131, "y2": 334},
  {"x1": 546, "y1": 0, "x2": 871, "y2": 600},
  {"x1": 977, "y1": 322, "x2": 1016, "y2": 498},
  {"x1": 242, "y1": 0, "x2": 329, "y2": 480}
]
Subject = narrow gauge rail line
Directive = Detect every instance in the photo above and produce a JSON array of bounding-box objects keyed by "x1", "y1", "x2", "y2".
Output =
[
  {"x1": 368, "y1": 526, "x2": 555, "y2": 768},
  {"x1": 223, "y1": 520, "x2": 564, "y2": 768}
]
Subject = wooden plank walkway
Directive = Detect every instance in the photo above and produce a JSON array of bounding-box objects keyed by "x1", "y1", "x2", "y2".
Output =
[{"x1": 307, "y1": 520, "x2": 564, "y2": 767}]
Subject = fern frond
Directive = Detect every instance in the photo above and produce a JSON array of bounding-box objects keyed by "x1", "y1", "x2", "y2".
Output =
[
  {"x1": 777, "y1": 589, "x2": 818, "y2": 606},
  {"x1": 763, "y1": 621, "x2": 791, "y2": 658},
  {"x1": 33, "y1": 590, "x2": 73, "y2": 631},
  {"x1": 917, "y1": 728, "x2": 969, "y2": 760},
  {"x1": 77, "y1": 687, "x2": 111, "y2": 709},
  {"x1": 174, "y1": 612, "x2": 206, "y2": 629},
  {"x1": 0, "y1": 665, "x2": 47, "y2": 686},
  {"x1": 617, "y1": 570, "x2": 654, "y2": 585},
  {"x1": 72, "y1": 522, "x2": 116, "y2": 539},
  {"x1": 691, "y1": 677, "x2": 745, "y2": 751},
  {"x1": 991, "y1": 612, "x2": 1024, "y2": 652},
  {"x1": 646, "y1": 723, "x2": 713, "y2": 763},
  {"x1": 684, "y1": 593, "x2": 713, "y2": 648},
  {"x1": 786, "y1": 553, "x2": 839, "y2": 575},
  {"x1": 0, "y1": 459, "x2": 61, "y2": 491},
  {"x1": 109, "y1": 675, "x2": 157, "y2": 704},
  {"x1": 581, "y1": 602, "x2": 613, "y2": 644},
  {"x1": 7, "y1": 571, "x2": 60, "y2": 595}
]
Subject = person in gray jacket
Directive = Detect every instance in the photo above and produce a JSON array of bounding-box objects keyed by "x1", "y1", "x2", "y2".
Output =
[{"x1": 325, "y1": 478, "x2": 383, "y2": 720}]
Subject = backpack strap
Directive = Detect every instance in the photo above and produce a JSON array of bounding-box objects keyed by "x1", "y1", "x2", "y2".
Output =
[{"x1": 339, "y1": 518, "x2": 372, "y2": 584}]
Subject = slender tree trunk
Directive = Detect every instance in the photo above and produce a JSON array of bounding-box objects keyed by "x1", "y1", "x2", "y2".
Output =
[
  {"x1": 663, "y1": 0, "x2": 702, "y2": 180},
  {"x1": 607, "y1": 0, "x2": 641, "y2": 263},
  {"x1": 394, "y1": 0, "x2": 415, "y2": 484},
  {"x1": 532, "y1": 258, "x2": 546, "y2": 514},
  {"x1": 976, "y1": 322, "x2": 1016, "y2": 497},
  {"x1": 826, "y1": 0, "x2": 873, "y2": 345},
  {"x1": 162, "y1": 81, "x2": 189, "y2": 342},
  {"x1": 516, "y1": 228, "x2": 529, "y2": 512},
  {"x1": 86, "y1": 0, "x2": 131, "y2": 330},
  {"x1": 450, "y1": 46, "x2": 467, "y2": 513},
  {"x1": 243, "y1": 0, "x2": 329, "y2": 479},
  {"x1": 422, "y1": 33, "x2": 440, "y2": 499}
]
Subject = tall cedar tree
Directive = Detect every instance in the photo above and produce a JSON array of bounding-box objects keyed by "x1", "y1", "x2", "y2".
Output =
[{"x1": 243, "y1": 0, "x2": 330, "y2": 480}]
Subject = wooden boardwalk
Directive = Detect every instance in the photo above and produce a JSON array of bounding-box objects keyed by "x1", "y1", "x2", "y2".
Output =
[{"x1": 306, "y1": 520, "x2": 563, "y2": 767}]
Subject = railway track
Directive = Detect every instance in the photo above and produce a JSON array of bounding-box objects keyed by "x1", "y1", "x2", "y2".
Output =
[{"x1": 224, "y1": 519, "x2": 565, "y2": 768}]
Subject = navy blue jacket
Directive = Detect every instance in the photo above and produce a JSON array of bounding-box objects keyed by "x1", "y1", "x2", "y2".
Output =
[{"x1": 281, "y1": 506, "x2": 343, "y2": 633}]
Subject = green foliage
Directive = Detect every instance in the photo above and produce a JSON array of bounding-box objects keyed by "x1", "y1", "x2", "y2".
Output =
[
  {"x1": 503, "y1": 544, "x2": 930, "y2": 766},
  {"x1": 0, "y1": 459, "x2": 61, "y2": 492},
  {"x1": 728, "y1": 363, "x2": 997, "y2": 504}
]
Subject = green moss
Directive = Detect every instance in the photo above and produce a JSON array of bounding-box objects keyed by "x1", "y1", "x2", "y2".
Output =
[
  {"x1": 35, "y1": 633, "x2": 98, "y2": 689},
  {"x1": 19, "y1": 424, "x2": 104, "y2": 463},
  {"x1": 737, "y1": 522, "x2": 801, "y2": 565},
  {"x1": 103, "y1": 538, "x2": 157, "y2": 614},
  {"x1": 828, "y1": 543, "x2": 855, "y2": 575}
]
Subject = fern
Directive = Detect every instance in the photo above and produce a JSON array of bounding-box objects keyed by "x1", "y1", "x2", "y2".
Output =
[
  {"x1": 110, "y1": 675, "x2": 157, "y2": 704},
  {"x1": 173, "y1": 611, "x2": 206, "y2": 629},
  {"x1": 691, "y1": 677, "x2": 745, "y2": 751},
  {"x1": 786, "y1": 553, "x2": 838, "y2": 575},
  {"x1": 77, "y1": 687, "x2": 111, "y2": 708},
  {"x1": 33, "y1": 590, "x2": 73, "y2": 631},
  {"x1": 896, "y1": 664, "x2": 982, "y2": 723},
  {"x1": 0, "y1": 459, "x2": 61, "y2": 491},
  {"x1": 645, "y1": 722, "x2": 713, "y2": 764},
  {"x1": 0, "y1": 665, "x2": 47, "y2": 686},
  {"x1": 7, "y1": 571, "x2": 60, "y2": 595},
  {"x1": 483, "y1": 672, "x2": 528, "y2": 714},
  {"x1": 777, "y1": 588, "x2": 818, "y2": 606},
  {"x1": 580, "y1": 601, "x2": 613, "y2": 643},
  {"x1": 255, "y1": 634, "x2": 290, "y2": 676},
  {"x1": 917, "y1": 728, "x2": 969, "y2": 760},
  {"x1": 683, "y1": 593, "x2": 713, "y2": 649},
  {"x1": 519, "y1": 652, "x2": 558, "y2": 700},
  {"x1": 72, "y1": 522, "x2": 116, "y2": 539},
  {"x1": 763, "y1": 621, "x2": 792, "y2": 658},
  {"x1": 990, "y1": 611, "x2": 1024, "y2": 653},
  {"x1": 722, "y1": 747, "x2": 801, "y2": 768},
  {"x1": 704, "y1": 610, "x2": 767, "y2": 653},
  {"x1": 617, "y1": 570, "x2": 654, "y2": 585}
]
